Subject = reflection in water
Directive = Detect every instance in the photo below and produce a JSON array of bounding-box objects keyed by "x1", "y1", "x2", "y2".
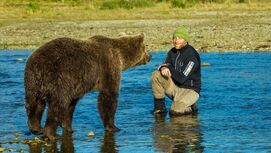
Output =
[
  {"x1": 29, "y1": 141, "x2": 42, "y2": 153},
  {"x1": 100, "y1": 132, "x2": 118, "y2": 153},
  {"x1": 28, "y1": 131, "x2": 74, "y2": 153},
  {"x1": 60, "y1": 131, "x2": 75, "y2": 153},
  {"x1": 27, "y1": 130, "x2": 118, "y2": 153},
  {"x1": 153, "y1": 114, "x2": 204, "y2": 153}
]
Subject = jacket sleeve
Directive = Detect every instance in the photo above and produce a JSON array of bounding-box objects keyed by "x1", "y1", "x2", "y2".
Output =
[
  {"x1": 164, "y1": 51, "x2": 171, "y2": 64},
  {"x1": 158, "y1": 51, "x2": 171, "y2": 70},
  {"x1": 167, "y1": 56, "x2": 199, "y2": 84}
]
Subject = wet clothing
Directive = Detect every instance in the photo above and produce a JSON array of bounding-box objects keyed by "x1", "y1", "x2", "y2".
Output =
[{"x1": 160, "y1": 44, "x2": 201, "y2": 94}]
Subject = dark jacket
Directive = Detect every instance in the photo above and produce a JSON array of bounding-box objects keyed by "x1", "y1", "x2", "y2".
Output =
[{"x1": 161, "y1": 44, "x2": 201, "y2": 93}]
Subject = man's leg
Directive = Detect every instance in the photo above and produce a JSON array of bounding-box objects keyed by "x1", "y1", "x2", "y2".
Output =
[
  {"x1": 151, "y1": 71, "x2": 175, "y2": 114},
  {"x1": 170, "y1": 88, "x2": 199, "y2": 116}
]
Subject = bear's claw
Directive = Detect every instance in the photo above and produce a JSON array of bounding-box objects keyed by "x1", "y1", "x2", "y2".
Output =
[
  {"x1": 105, "y1": 126, "x2": 120, "y2": 132},
  {"x1": 30, "y1": 128, "x2": 43, "y2": 135}
]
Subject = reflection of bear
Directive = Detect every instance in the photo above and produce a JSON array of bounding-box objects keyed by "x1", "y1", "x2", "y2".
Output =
[{"x1": 24, "y1": 34, "x2": 150, "y2": 140}]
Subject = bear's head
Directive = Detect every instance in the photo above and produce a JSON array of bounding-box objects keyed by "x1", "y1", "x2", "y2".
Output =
[
  {"x1": 118, "y1": 33, "x2": 151, "y2": 70},
  {"x1": 89, "y1": 33, "x2": 151, "y2": 70}
]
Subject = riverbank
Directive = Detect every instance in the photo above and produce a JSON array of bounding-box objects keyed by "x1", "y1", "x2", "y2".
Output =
[{"x1": 0, "y1": 2, "x2": 270, "y2": 52}]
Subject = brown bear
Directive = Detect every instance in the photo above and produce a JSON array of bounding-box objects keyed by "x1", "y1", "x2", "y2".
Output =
[{"x1": 24, "y1": 33, "x2": 150, "y2": 140}]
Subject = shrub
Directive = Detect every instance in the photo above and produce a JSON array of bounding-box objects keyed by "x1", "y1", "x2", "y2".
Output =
[
  {"x1": 99, "y1": 0, "x2": 156, "y2": 10},
  {"x1": 238, "y1": 0, "x2": 250, "y2": 3},
  {"x1": 28, "y1": 0, "x2": 40, "y2": 12},
  {"x1": 171, "y1": 0, "x2": 196, "y2": 8}
]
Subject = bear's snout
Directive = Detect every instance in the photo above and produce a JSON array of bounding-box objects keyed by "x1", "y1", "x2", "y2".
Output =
[
  {"x1": 140, "y1": 52, "x2": 151, "y2": 65},
  {"x1": 145, "y1": 53, "x2": 151, "y2": 63}
]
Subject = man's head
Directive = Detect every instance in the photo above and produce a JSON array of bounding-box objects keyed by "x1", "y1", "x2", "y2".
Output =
[{"x1": 172, "y1": 28, "x2": 190, "y2": 49}]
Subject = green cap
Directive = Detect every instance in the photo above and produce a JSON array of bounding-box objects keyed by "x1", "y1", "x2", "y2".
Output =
[{"x1": 173, "y1": 27, "x2": 190, "y2": 42}]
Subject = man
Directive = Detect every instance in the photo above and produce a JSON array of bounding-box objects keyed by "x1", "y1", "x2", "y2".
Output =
[{"x1": 151, "y1": 27, "x2": 201, "y2": 116}]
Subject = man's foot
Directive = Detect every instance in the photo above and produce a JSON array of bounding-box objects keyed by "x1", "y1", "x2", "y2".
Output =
[
  {"x1": 191, "y1": 103, "x2": 198, "y2": 114},
  {"x1": 152, "y1": 98, "x2": 167, "y2": 115},
  {"x1": 151, "y1": 109, "x2": 168, "y2": 115},
  {"x1": 169, "y1": 109, "x2": 192, "y2": 116}
]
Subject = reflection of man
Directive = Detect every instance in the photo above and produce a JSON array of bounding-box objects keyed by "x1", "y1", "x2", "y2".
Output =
[
  {"x1": 151, "y1": 27, "x2": 201, "y2": 115},
  {"x1": 152, "y1": 115, "x2": 204, "y2": 152}
]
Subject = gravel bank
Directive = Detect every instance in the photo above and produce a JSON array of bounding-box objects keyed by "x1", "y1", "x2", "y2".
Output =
[{"x1": 0, "y1": 10, "x2": 270, "y2": 52}]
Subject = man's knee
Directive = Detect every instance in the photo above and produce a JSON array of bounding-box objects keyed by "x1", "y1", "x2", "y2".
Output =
[
  {"x1": 151, "y1": 71, "x2": 161, "y2": 80},
  {"x1": 170, "y1": 101, "x2": 186, "y2": 112}
]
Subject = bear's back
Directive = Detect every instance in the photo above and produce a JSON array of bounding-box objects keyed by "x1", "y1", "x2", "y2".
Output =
[
  {"x1": 25, "y1": 37, "x2": 106, "y2": 82},
  {"x1": 27, "y1": 37, "x2": 107, "y2": 67}
]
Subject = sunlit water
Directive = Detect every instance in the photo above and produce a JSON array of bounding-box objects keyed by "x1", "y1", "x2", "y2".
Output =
[{"x1": 0, "y1": 50, "x2": 271, "y2": 153}]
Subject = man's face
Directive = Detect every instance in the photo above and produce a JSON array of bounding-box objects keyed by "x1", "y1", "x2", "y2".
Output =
[{"x1": 172, "y1": 36, "x2": 187, "y2": 49}]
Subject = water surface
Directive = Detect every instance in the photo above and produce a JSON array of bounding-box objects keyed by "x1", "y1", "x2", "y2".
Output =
[{"x1": 0, "y1": 51, "x2": 270, "y2": 152}]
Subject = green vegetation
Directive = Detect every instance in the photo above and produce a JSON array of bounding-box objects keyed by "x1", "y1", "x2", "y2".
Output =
[
  {"x1": 1, "y1": 0, "x2": 271, "y2": 10},
  {"x1": 1, "y1": 0, "x2": 270, "y2": 22},
  {"x1": 170, "y1": 0, "x2": 196, "y2": 8},
  {"x1": 99, "y1": 0, "x2": 156, "y2": 9},
  {"x1": 27, "y1": 0, "x2": 40, "y2": 12}
]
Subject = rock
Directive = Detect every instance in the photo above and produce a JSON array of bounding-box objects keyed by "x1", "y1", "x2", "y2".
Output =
[
  {"x1": 44, "y1": 143, "x2": 52, "y2": 147},
  {"x1": 16, "y1": 58, "x2": 23, "y2": 62},
  {"x1": 201, "y1": 62, "x2": 211, "y2": 67},
  {"x1": 87, "y1": 131, "x2": 95, "y2": 137},
  {"x1": 13, "y1": 132, "x2": 19, "y2": 137},
  {"x1": 118, "y1": 32, "x2": 126, "y2": 36},
  {"x1": 255, "y1": 44, "x2": 270, "y2": 50}
]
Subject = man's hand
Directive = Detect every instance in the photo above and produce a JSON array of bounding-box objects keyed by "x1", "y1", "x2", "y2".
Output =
[
  {"x1": 157, "y1": 64, "x2": 167, "y2": 71},
  {"x1": 160, "y1": 67, "x2": 171, "y2": 78}
]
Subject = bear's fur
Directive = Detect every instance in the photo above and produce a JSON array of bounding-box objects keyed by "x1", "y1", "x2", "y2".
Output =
[{"x1": 24, "y1": 34, "x2": 150, "y2": 140}]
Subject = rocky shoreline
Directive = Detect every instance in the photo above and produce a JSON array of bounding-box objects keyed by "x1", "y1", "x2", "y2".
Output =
[{"x1": 0, "y1": 10, "x2": 270, "y2": 52}]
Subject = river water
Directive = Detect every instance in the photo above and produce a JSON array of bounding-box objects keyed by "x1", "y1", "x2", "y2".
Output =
[{"x1": 0, "y1": 50, "x2": 270, "y2": 153}]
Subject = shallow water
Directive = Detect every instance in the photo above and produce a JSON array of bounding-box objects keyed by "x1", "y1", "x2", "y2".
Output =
[{"x1": 0, "y1": 50, "x2": 271, "y2": 153}]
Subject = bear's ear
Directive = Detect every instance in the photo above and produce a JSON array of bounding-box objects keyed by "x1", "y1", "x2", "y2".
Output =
[
  {"x1": 139, "y1": 33, "x2": 145, "y2": 37},
  {"x1": 137, "y1": 33, "x2": 145, "y2": 42}
]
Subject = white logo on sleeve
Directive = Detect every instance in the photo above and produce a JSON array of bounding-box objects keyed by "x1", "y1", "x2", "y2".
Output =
[{"x1": 183, "y1": 61, "x2": 194, "y2": 76}]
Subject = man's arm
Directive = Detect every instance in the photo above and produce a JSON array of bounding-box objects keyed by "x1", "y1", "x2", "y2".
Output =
[{"x1": 157, "y1": 52, "x2": 171, "y2": 70}]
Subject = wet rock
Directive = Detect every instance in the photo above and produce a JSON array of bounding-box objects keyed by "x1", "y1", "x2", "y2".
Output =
[
  {"x1": 16, "y1": 58, "x2": 24, "y2": 62},
  {"x1": 201, "y1": 62, "x2": 211, "y2": 67},
  {"x1": 87, "y1": 131, "x2": 95, "y2": 137},
  {"x1": 255, "y1": 44, "x2": 270, "y2": 50},
  {"x1": 13, "y1": 133, "x2": 19, "y2": 138},
  {"x1": 198, "y1": 46, "x2": 208, "y2": 53}
]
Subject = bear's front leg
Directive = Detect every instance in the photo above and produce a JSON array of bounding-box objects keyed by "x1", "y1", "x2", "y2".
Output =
[
  {"x1": 98, "y1": 90, "x2": 120, "y2": 132},
  {"x1": 97, "y1": 59, "x2": 121, "y2": 132}
]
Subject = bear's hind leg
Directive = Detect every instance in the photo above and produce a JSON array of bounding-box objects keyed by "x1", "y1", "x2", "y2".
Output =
[
  {"x1": 44, "y1": 101, "x2": 59, "y2": 141},
  {"x1": 98, "y1": 91, "x2": 120, "y2": 132},
  {"x1": 25, "y1": 94, "x2": 46, "y2": 135},
  {"x1": 61, "y1": 98, "x2": 79, "y2": 133}
]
